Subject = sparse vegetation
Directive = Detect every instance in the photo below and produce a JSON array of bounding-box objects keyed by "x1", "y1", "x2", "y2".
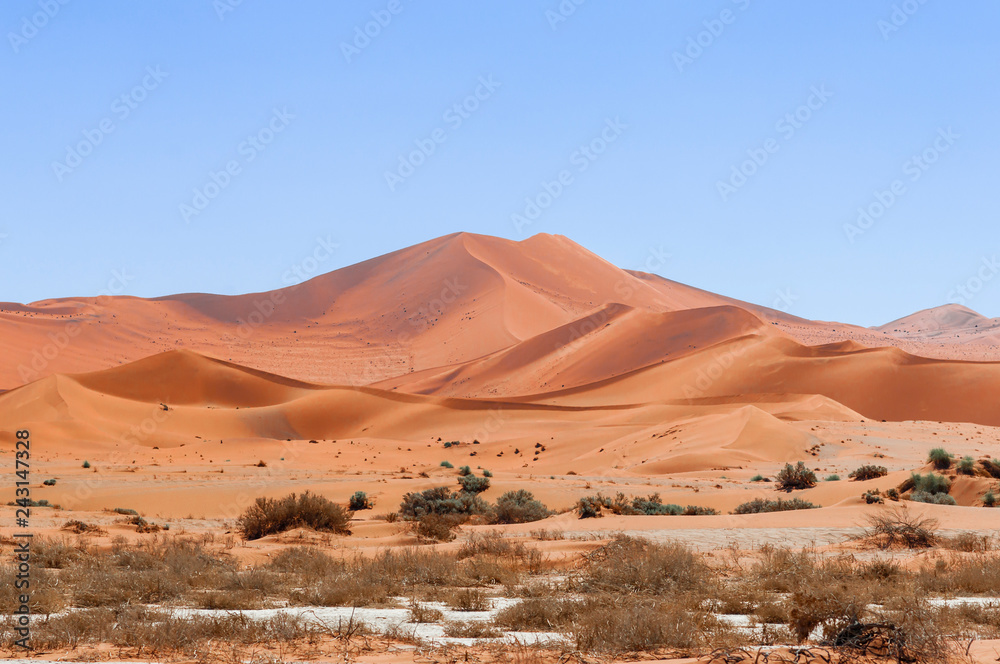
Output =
[
  {"x1": 749, "y1": 474, "x2": 765, "y2": 482},
  {"x1": 457, "y1": 465, "x2": 472, "y2": 476},
  {"x1": 849, "y1": 465, "x2": 888, "y2": 481},
  {"x1": 927, "y1": 448, "x2": 953, "y2": 470},
  {"x1": 348, "y1": 491, "x2": 372, "y2": 511},
  {"x1": 490, "y1": 489, "x2": 550, "y2": 524},
  {"x1": 576, "y1": 492, "x2": 717, "y2": 518},
  {"x1": 82, "y1": 460, "x2": 90, "y2": 468},
  {"x1": 439, "y1": 460, "x2": 453, "y2": 468},
  {"x1": 237, "y1": 491, "x2": 352, "y2": 540},
  {"x1": 457, "y1": 473, "x2": 490, "y2": 494},
  {"x1": 732, "y1": 497, "x2": 818, "y2": 514},
  {"x1": 824, "y1": 474, "x2": 840, "y2": 481},
  {"x1": 983, "y1": 490, "x2": 997, "y2": 507},
  {"x1": 775, "y1": 461, "x2": 817, "y2": 491},
  {"x1": 957, "y1": 455, "x2": 976, "y2": 475},
  {"x1": 863, "y1": 506, "x2": 937, "y2": 549}
]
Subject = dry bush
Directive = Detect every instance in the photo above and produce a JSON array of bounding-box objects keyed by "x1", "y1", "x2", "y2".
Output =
[
  {"x1": 862, "y1": 506, "x2": 937, "y2": 549},
  {"x1": 571, "y1": 596, "x2": 731, "y2": 653},
  {"x1": 775, "y1": 462, "x2": 818, "y2": 491},
  {"x1": 413, "y1": 513, "x2": 464, "y2": 541},
  {"x1": 493, "y1": 597, "x2": 581, "y2": 631},
  {"x1": 916, "y1": 554, "x2": 1000, "y2": 594},
  {"x1": 62, "y1": 520, "x2": 106, "y2": 535},
  {"x1": 448, "y1": 588, "x2": 490, "y2": 611},
  {"x1": 237, "y1": 491, "x2": 351, "y2": 540},
  {"x1": 457, "y1": 532, "x2": 542, "y2": 574},
  {"x1": 442, "y1": 620, "x2": 501, "y2": 638},
  {"x1": 943, "y1": 532, "x2": 993, "y2": 552},
  {"x1": 0, "y1": 565, "x2": 66, "y2": 615},
  {"x1": 579, "y1": 535, "x2": 707, "y2": 595},
  {"x1": 197, "y1": 589, "x2": 265, "y2": 610},
  {"x1": 407, "y1": 603, "x2": 443, "y2": 623},
  {"x1": 32, "y1": 536, "x2": 86, "y2": 568}
]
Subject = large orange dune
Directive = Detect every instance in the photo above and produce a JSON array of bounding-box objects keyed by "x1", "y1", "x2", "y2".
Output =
[{"x1": 1, "y1": 232, "x2": 999, "y2": 520}]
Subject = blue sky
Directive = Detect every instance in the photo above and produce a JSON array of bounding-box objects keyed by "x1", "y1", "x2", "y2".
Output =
[{"x1": 2, "y1": 1, "x2": 998, "y2": 327}]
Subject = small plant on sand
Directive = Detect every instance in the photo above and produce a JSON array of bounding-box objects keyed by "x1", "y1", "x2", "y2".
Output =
[
  {"x1": 983, "y1": 490, "x2": 997, "y2": 507},
  {"x1": 849, "y1": 465, "x2": 888, "y2": 481},
  {"x1": 82, "y1": 460, "x2": 90, "y2": 469},
  {"x1": 750, "y1": 474, "x2": 765, "y2": 482},
  {"x1": 42, "y1": 479, "x2": 57, "y2": 486},
  {"x1": 957, "y1": 456, "x2": 976, "y2": 475},
  {"x1": 927, "y1": 448, "x2": 953, "y2": 470},
  {"x1": 458, "y1": 474, "x2": 490, "y2": 494},
  {"x1": 457, "y1": 465, "x2": 472, "y2": 476},
  {"x1": 237, "y1": 491, "x2": 352, "y2": 540},
  {"x1": 482, "y1": 469, "x2": 493, "y2": 477},
  {"x1": 908, "y1": 472, "x2": 951, "y2": 496},
  {"x1": 825, "y1": 474, "x2": 841, "y2": 482},
  {"x1": 490, "y1": 489, "x2": 550, "y2": 524},
  {"x1": 439, "y1": 460, "x2": 453, "y2": 468},
  {"x1": 348, "y1": 491, "x2": 372, "y2": 510},
  {"x1": 398, "y1": 486, "x2": 488, "y2": 520},
  {"x1": 862, "y1": 490, "x2": 885, "y2": 505},
  {"x1": 732, "y1": 497, "x2": 818, "y2": 514},
  {"x1": 775, "y1": 462, "x2": 817, "y2": 492}
]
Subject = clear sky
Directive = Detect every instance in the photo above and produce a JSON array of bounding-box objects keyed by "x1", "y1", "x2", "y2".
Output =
[{"x1": 2, "y1": 1, "x2": 998, "y2": 327}]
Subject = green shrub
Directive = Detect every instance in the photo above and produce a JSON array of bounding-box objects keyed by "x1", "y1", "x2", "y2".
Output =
[
  {"x1": 862, "y1": 490, "x2": 884, "y2": 505},
  {"x1": 910, "y1": 472, "x2": 950, "y2": 495},
  {"x1": 775, "y1": 462, "x2": 817, "y2": 491},
  {"x1": 398, "y1": 486, "x2": 487, "y2": 520},
  {"x1": 82, "y1": 461, "x2": 90, "y2": 469},
  {"x1": 457, "y1": 465, "x2": 472, "y2": 476},
  {"x1": 927, "y1": 448, "x2": 953, "y2": 470},
  {"x1": 237, "y1": 491, "x2": 352, "y2": 540},
  {"x1": 113, "y1": 508, "x2": 139, "y2": 516},
  {"x1": 630, "y1": 494, "x2": 682, "y2": 515},
  {"x1": 577, "y1": 493, "x2": 718, "y2": 518},
  {"x1": 458, "y1": 474, "x2": 490, "y2": 494},
  {"x1": 491, "y1": 490, "x2": 550, "y2": 524},
  {"x1": 825, "y1": 474, "x2": 841, "y2": 482},
  {"x1": 957, "y1": 456, "x2": 976, "y2": 475},
  {"x1": 910, "y1": 491, "x2": 957, "y2": 505},
  {"x1": 982, "y1": 490, "x2": 997, "y2": 507},
  {"x1": 732, "y1": 497, "x2": 818, "y2": 514},
  {"x1": 750, "y1": 474, "x2": 765, "y2": 482},
  {"x1": 440, "y1": 460, "x2": 453, "y2": 468},
  {"x1": 482, "y1": 469, "x2": 493, "y2": 478},
  {"x1": 348, "y1": 491, "x2": 372, "y2": 511},
  {"x1": 42, "y1": 479, "x2": 57, "y2": 486},
  {"x1": 849, "y1": 465, "x2": 888, "y2": 481}
]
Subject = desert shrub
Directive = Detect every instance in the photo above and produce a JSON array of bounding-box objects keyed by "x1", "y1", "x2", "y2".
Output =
[
  {"x1": 442, "y1": 620, "x2": 501, "y2": 638},
  {"x1": 825, "y1": 474, "x2": 841, "y2": 481},
  {"x1": 983, "y1": 490, "x2": 997, "y2": 507},
  {"x1": 571, "y1": 596, "x2": 721, "y2": 653},
  {"x1": 33, "y1": 537, "x2": 85, "y2": 569},
  {"x1": 732, "y1": 497, "x2": 818, "y2": 514},
  {"x1": 458, "y1": 474, "x2": 490, "y2": 494},
  {"x1": 448, "y1": 588, "x2": 490, "y2": 611},
  {"x1": 482, "y1": 469, "x2": 493, "y2": 477},
  {"x1": 682, "y1": 504, "x2": 719, "y2": 515},
  {"x1": 580, "y1": 536, "x2": 706, "y2": 595},
  {"x1": 863, "y1": 507, "x2": 937, "y2": 549},
  {"x1": 490, "y1": 490, "x2": 550, "y2": 524},
  {"x1": 62, "y1": 520, "x2": 105, "y2": 535},
  {"x1": 927, "y1": 448, "x2": 953, "y2": 470},
  {"x1": 750, "y1": 474, "x2": 765, "y2": 482},
  {"x1": 399, "y1": 486, "x2": 488, "y2": 519},
  {"x1": 457, "y1": 465, "x2": 472, "y2": 476},
  {"x1": 886, "y1": 487, "x2": 900, "y2": 501},
  {"x1": 862, "y1": 490, "x2": 885, "y2": 505},
  {"x1": 849, "y1": 465, "x2": 888, "y2": 481},
  {"x1": 42, "y1": 479, "x2": 57, "y2": 486},
  {"x1": 943, "y1": 532, "x2": 993, "y2": 553},
  {"x1": 957, "y1": 455, "x2": 976, "y2": 475},
  {"x1": 910, "y1": 472, "x2": 950, "y2": 495},
  {"x1": 348, "y1": 491, "x2": 372, "y2": 511},
  {"x1": 630, "y1": 493, "x2": 682, "y2": 515},
  {"x1": 440, "y1": 460, "x2": 453, "y2": 468},
  {"x1": 775, "y1": 462, "x2": 817, "y2": 491},
  {"x1": 982, "y1": 459, "x2": 1000, "y2": 479},
  {"x1": 910, "y1": 491, "x2": 957, "y2": 505},
  {"x1": 237, "y1": 491, "x2": 352, "y2": 540},
  {"x1": 113, "y1": 508, "x2": 139, "y2": 516},
  {"x1": 82, "y1": 460, "x2": 90, "y2": 468},
  {"x1": 413, "y1": 513, "x2": 464, "y2": 541},
  {"x1": 407, "y1": 603, "x2": 443, "y2": 623}
]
